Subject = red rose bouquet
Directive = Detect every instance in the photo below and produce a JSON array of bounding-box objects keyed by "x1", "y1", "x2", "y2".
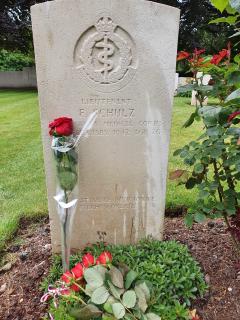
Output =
[
  {"x1": 41, "y1": 251, "x2": 162, "y2": 320},
  {"x1": 49, "y1": 112, "x2": 97, "y2": 271}
]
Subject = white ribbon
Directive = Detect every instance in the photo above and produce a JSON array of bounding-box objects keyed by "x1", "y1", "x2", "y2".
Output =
[
  {"x1": 40, "y1": 285, "x2": 69, "y2": 303},
  {"x1": 54, "y1": 194, "x2": 78, "y2": 209}
]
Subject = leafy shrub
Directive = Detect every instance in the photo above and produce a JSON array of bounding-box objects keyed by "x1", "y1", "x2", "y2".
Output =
[
  {"x1": 42, "y1": 239, "x2": 207, "y2": 320},
  {"x1": 0, "y1": 49, "x2": 34, "y2": 71},
  {"x1": 174, "y1": 0, "x2": 240, "y2": 254},
  {"x1": 175, "y1": 91, "x2": 192, "y2": 98}
]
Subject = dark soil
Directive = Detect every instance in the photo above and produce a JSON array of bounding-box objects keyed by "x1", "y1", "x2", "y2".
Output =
[
  {"x1": 0, "y1": 218, "x2": 51, "y2": 320},
  {"x1": 0, "y1": 216, "x2": 239, "y2": 320},
  {"x1": 164, "y1": 218, "x2": 240, "y2": 320}
]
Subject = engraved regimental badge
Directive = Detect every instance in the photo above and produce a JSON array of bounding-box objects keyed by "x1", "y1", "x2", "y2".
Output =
[{"x1": 74, "y1": 13, "x2": 138, "y2": 92}]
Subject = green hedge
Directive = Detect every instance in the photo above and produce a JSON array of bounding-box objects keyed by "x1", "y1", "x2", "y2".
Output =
[{"x1": 0, "y1": 50, "x2": 34, "y2": 71}]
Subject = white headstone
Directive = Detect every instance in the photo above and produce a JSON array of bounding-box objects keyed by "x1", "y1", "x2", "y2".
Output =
[{"x1": 31, "y1": 0, "x2": 180, "y2": 252}]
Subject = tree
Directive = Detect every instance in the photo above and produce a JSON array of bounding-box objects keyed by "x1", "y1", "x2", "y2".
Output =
[
  {"x1": 153, "y1": 0, "x2": 235, "y2": 53},
  {"x1": 0, "y1": 0, "x2": 48, "y2": 52},
  {"x1": 0, "y1": 0, "x2": 235, "y2": 53}
]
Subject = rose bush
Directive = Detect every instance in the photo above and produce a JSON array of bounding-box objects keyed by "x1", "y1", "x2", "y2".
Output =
[{"x1": 173, "y1": 0, "x2": 240, "y2": 255}]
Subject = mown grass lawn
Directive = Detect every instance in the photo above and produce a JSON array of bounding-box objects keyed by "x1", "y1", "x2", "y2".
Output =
[
  {"x1": 0, "y1": 90, "x2": 47, "y2": 251},
  {"x1": 0, "y1": 90, "x2": 203, "y2": 251}
]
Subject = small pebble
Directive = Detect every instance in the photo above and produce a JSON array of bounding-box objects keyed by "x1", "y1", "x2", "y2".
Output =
[
  {"x1": 43, "y1": 244, "x2": 51, "y2": 251},
  {"x1": 207, "y1": 221, "x2": 215, "y2": 228},
  {"x1": 0, "y1": 283, "x2": 7, "y2": 293},
  {"x1": 205, "y1": 274, "x2": 211, "y2": 284},
  {"x1": 228, "y1": 287, "x2": 232, "y2": 292},
  {"x1": 44, "y1": 226, "x2": 50, "y2": 232},
  {"x1": 216, "y1": 222, "x2": 224, "y2": 229},
  {"x1": 20, "y1": 252, "x2": 28, "y2": 261},
  {"x1": 9, "y1": 245, "x2": 20, "y2": 253}
]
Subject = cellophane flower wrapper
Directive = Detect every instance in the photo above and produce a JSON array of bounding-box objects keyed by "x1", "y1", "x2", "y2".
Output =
[
  {"x1": 52, "y1": 135, "x2": 78, "y2": 272},
  {"x1": 50, "y1": 111, "x2": 98, "y2": 272}
]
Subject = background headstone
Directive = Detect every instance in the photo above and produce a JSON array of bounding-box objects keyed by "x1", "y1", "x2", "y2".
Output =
[
  {"x1": 174, "y1": 73, "x2": 179, "y2": 95},
  {"x1": 178, "y1": 76, "x2": 192, "y2": 87},
  {"x1": 191, "y1": 90, "x2": 208, "y2": 106},
  {"x1": 31, "y1": 0, "x2": 180, "y2": 252},
  {"x1": 191, "y1": 72, "x2": 211, "y2": 106}
]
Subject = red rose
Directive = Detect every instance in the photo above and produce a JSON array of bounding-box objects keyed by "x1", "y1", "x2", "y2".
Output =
[
  {"x1": 177, "y1": 51, "x2": 190, "y2": 61},
  {"x1": 82, "y1": 253, "x2": 95, "y2": 268},
  {"x1": 211, "y1": 48, "x2": 230, "y2": 65},
  {"x1": 61, "y1": 288, "x2": 71, "y2": 296},
  {"x1": 219, "y1": 49, "x2": 229, "y2": 58},
  {"x1": 49, "y1": 117, "x2": 73, "y2": 136},
  {"x1": 61, "y1": 270, "x2": 80, "y2": 292},
  {"x1": 210, "y1": 54, "x2": 220, "y2": 65},
  {"x1": 96, "y1": 251, "x2": 112, "y2": 265},
  {"x1": 71, "y1": 263, "x2": 84, "y2": 280},
  {"x1": 227, "y1": 111, "x2": 240, "y2": 123},
  {"x1": 61, "y1": 271, "x2": 73, "y2": 283},
  {"x1": 194, "y1": 48, "x2": 205, "y2": 56}
]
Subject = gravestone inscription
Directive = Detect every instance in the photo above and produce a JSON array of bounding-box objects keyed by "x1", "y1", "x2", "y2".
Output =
[{"x1": 31, "y1": 0, "x2": 180, "y2": 252}]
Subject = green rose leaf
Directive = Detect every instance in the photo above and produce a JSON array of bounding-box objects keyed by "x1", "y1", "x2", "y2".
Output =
[
  {"x1": 198, "y1": 105, "x2": 221, "y2": 126},
  {"x1": 210, "y1": 0, "x2": 228, "y2": 12},
  {"x1": 226, "y1": 3, "x2": 238, "y2": 13},
  {"x1": 84, "y1": 268, "x2": 104, "y2": 288},
  {"x1": 91, "y1": 286, "x2": 110, "y2": 305},
  {"x1": 108, "y1": 280, "x2": 124, "y2": 300},
  {"x1": 182, "y1": 112, "x2": 197, "y2": 128},
  {"x1": 109, "y1": 266, "x2": 124, "y2": 288},
  {"x1": 102, "y1": 314, "x2": 115, "y2": 320},
  {"x1": 209, "y1": 16, "x2": 238, "y2": 24},
  {"x1": 227, "y1": 70, "x2": 240, "y2": 85},
  {"x1": 225, "y1": 88, "x2": 240, "y2": 103},
  {"x1": 104, "y1": 302, "x2": 113, "y2": 314},
  {"x1": 85, "y1": 284, "x2": 95, "y2": 297},
  {"x1": 112, "y1": 303, "x2": 126, "y2": 319},
  {"x1": 194, "y1": 163, "x2": 204, "y2": 174},
  {"x1": 135, "y1": 281, "x2": 151, "y2": 302},
  {"x1": 104, "y1": 295, "x2": 117, "y2": 313},
  {"x1": 117, "y1": 262, "x2": 130, "y2": 277},
  {"x1": 125, "y1": 270, "x2": 138, "y2": 289},
  {"x1": 186, "y1": 178, "x2": 198, "y2": 190},
  {"x1": 194, "y1": 212, "x2": 206, "y2": 223},
  {"x1": 135, "y1": 286, "x2": 148, "y2": 313},
  {"x1": 93, "y1": 265, "x2": 107, "y2": 278},
  {"x1": 69, "y1": 304, "x2": 102, "y2": 320},
  {"x1": 146, "y1": 313, "x2": 162, "y2": 320},
  {"x1": 184, "y1": 214, "x2": 194, "y2": 227},
  {"x1": 122, "y1": 290, "x2": 137, "y2": 308}
]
